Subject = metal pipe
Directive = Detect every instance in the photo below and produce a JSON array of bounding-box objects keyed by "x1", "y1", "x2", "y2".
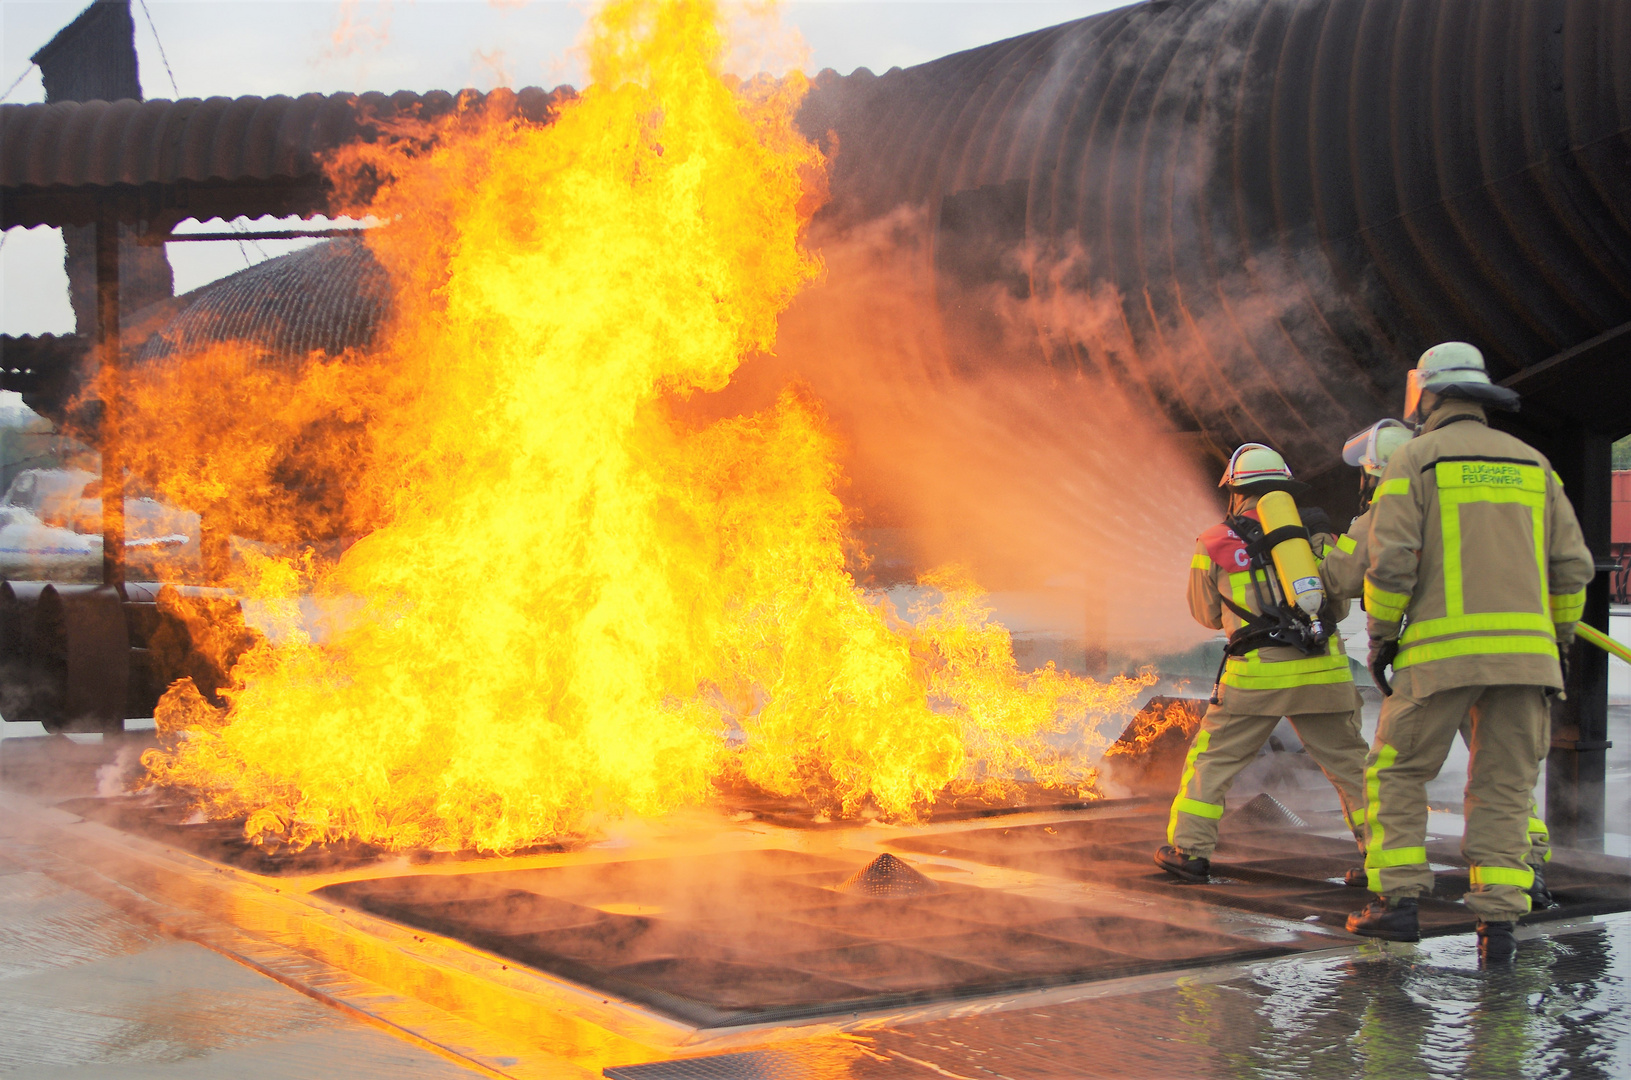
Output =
[
  {"x1": 151, "y1": 227, "x2": 371, "y2": 244},
  {"x1": 94, "y1": 208, "x2": 124, "y2": 589}
]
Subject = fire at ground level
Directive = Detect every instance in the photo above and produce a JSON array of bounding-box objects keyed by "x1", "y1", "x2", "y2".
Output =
[{"x1": 1, "y1": 670, "x2": 1627, "y2": 1079}]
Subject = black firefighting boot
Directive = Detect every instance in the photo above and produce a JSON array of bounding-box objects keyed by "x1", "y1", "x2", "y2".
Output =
[
  {"x1": 1477, "y1": 920, "x2": 1517, "y2": 963},
  {"x1": 1346, "y1": 895, "x2": 1420, "y2": 941},
  {"x1": 1343, "y1": 867, "x2": 1368, "y2": 887},
  {"x1": 1154, "y1": 845, "x2": 1210, "y2": 883},
  {"x1": 1527, "y1": 863, "x2": 1557, "y2": 910}
]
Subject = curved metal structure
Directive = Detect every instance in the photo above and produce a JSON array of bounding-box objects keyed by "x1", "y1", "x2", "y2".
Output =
[
  {"x1": 135, "y1": 238, "x2": 388, "y2": 365},
  {"x1": 799, "y1": 0, "x2": 1631, "y2": 479}
]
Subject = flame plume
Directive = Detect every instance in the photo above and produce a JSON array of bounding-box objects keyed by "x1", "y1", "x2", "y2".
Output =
[{"x1": 139, "y1": 0, "x2": 1153, "y2": 853}]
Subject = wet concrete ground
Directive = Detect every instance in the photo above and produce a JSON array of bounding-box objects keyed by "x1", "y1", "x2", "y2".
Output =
[
  {"x1": 0, "y1": 860, "x2": 480, "y2": 1078},
  {"x1": 1, "y1": 614, "x2": 1627, "y2": 1078},
  {"x1": 4, "y1": 837, "x2": 1627, "y2": 1079}
]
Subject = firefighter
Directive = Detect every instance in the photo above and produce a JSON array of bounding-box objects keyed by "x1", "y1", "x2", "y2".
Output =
[
  {"x1": 1325, "y1": 419, "x2": 1557, "y2": 909},
  {"x1": 1318, "y1": 419, "x2": 1415, "y2": 602},
  {"x1": 1315, "y1": 419, "x2": 1414, "y2": 886},
  {"x1": 1156, "y1": 444, "x2": 1370, "y2": 883},
  {"x1": 1347, "y1": 342, "x2": 1594, "y2": 962}
]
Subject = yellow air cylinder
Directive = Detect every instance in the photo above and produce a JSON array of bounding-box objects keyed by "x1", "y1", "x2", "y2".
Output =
[{"x1": 1256, "y1": 490, "x2": 1325, "y2": 617}]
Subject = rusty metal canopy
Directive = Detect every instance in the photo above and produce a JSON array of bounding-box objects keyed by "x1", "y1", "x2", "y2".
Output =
[{"x1": 0, "y1": 87, "x2": 569, "y2": 230}]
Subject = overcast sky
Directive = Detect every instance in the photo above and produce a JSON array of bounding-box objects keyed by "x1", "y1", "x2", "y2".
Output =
[{"x1": 1, "y1": 0, "x2": 1128, "y2": 335}]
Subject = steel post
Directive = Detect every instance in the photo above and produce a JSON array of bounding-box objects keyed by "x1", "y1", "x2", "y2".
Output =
[
  {"x1": 94, "y1": 209, "x2": 125, "y2": 590},
  {"x1": 1546, "y1": 430, "x2": 1612, "y2": 850}
]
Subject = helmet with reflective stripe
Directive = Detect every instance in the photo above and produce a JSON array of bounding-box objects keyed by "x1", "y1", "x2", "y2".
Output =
[
  {"x1": 1342, "y1": 418, "x2": 1414, "y2": 476},
  {"x1": 1219, "y1": 443, "x2": 1308, "y2": 495},
  {"x1": 1404, "y1": 341, "x2": 1520, "y2": 423}
]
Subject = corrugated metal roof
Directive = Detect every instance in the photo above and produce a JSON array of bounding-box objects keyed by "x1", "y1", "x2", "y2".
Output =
[
  {"x1": 135, "y1": 237, "x2": 388, "y2": 366},
  {"x1": 0, "y1": 87, "x2": 570, "y2": 227}
]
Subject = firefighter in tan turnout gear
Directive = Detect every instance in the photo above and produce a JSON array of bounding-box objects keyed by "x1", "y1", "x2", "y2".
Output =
[
  {"x1": 1155, "y1": 444, "x2": 1370, "y2": 883},
  {"x1": 1324, "y1": 417, "x2": 1559, "y2": 909},
  {"x1": 1346, "y1": 342, "x2": 1595, "y2": 962}
]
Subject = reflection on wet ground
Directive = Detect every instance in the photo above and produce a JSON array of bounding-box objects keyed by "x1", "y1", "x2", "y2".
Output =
[
  {"x1": 609, "y1": 915, "x2": 1631, "y2": 1080},
  {"x1": 0, "y1": 864, "x2": 480, "y2": 1078}
]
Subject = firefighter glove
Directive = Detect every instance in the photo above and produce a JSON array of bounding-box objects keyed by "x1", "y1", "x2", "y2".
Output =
[{"x1": 1368, "y1": 637, "x2": 1399, "y2": 697}]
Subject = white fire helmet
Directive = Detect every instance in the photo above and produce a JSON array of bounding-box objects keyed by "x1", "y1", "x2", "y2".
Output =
[
  {"x1": 1219, "y1": 443, "x2": 1306, "y2": 494},
  {"x1": 1342, "y1": 418, "x2": 1414, "y2": 477},
  {"x1": 1403, "y1": 341, "x2": 1519, "y2": 423}
]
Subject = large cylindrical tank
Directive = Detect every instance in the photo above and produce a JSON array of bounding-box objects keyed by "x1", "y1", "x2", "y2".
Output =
[{"x1": 797, "y1": 0, "x2": 1631, "y2": 498}]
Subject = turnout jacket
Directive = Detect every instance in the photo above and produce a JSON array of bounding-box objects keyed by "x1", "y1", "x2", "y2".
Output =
[
  {"x1": 1190, "y1": 498, "x2": 1355, "y2": 716},
  {"x1": 1364, "y1": 402, "x2": 1595, "y2": 695},
  {"x1": 1318, "y1": 507, "x2": 1372, "y2": 604}
]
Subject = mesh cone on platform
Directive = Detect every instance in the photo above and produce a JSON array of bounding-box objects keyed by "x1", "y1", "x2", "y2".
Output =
[
  {"x1": 835, "y1": 853, "x2": 938, "y2": 898},
  {"x1": 1225, "y1": 793, "x2": 1309, "y2": 830}
]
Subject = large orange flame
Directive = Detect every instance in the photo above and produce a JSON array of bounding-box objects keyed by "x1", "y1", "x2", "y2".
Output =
[{"x1": 139, "y1": 0, "x2": 1153, "y2": 852}]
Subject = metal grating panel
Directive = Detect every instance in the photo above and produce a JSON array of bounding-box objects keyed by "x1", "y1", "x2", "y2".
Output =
[
  {"x1": 890, "y1": 804, "x2": 1631, "y2": 935},
  {"x1": 605, "y1": 1050, "x2": 807, "y2": 1080},
  {"x1": 319, "y1": 848, "x2": 1329, "y2": 1027}
]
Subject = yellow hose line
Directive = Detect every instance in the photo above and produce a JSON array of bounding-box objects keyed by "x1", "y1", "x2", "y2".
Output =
[{"x1": 1578, "y1": 622, "x2": 1631, "y2": 667}]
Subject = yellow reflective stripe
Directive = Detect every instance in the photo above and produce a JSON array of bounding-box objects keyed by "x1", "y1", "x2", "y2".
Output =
[
  {"x1": 1174, "y1": 797, "x2": 1224, "y2": 820},
  {"x1": 1337, "y1": 534, "x2": 1358, "y2": 554},
  {"x1": 1376, "y1": 477, "x2": 1410, "y2": 498},
  {"x1": 1400, "y1": 611, "x2": 1555, "y2": 645},
  {"x1": 1220, "y1": 666, "x2": 1354, "y2": 689},
  {"x1": 1368, "y1": 845, "x2": 1427, "y2": 868},
  {"x1": 1550, "y1": 589, "x2": 1586, "y2": 623},
  {"x1": 1364, "y1": 579, "x2": 1411, "y2": 621},
  {"x1": 1552, "y1": 471, "x2": 1565, "y2": 488},
  {"x1": 1395, "y1": 634, "x2": 1560, "y2": 668},
  {"x1": 1168, "y1": 729, "x2": 1212, "y2": 846},
  {"x1": 1529, "y1": 813, "x2": 1552, "y2": 862},
  {"x1": 1191, "y1": 553, "x2": 1215, "y2": 571},
  {"x1": 1364, "y1": 743, "x2": 1422, "y2": 891},
  {"x1": 1469, "y1": 865, "x2": 1535, "y2": 889},
  {"x1": 1348, "y1": 807, "x2": 1368, "y2": 829},
  {"x1": 1226, "y1": 569, "x2": 1271, "y2": 608},
  {"x1": 1434, "y1": 461, "x2": 1547, "y2": 620},
  {"x1": 1222, "y1": 641, "x2": 1352, "y2": 689}
]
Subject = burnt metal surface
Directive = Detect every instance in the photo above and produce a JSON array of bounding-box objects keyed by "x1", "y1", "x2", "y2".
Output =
[
  {"x1": 50, "y1": 792, "x2": 577, "y2": 875},
  {"x1": 318, "y1": 848, "x2": 1331, "y2": 1027},
  {"x1": 609, "y1": 915, "x2": 1631, "y2": 1080},
  {"x1": 890, "y1": 805, "x2": 1631, "y2": 936}
]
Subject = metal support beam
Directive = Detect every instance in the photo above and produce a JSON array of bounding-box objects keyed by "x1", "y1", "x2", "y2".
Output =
[
  {"x1": 94, "y1": 209, "x2": 125, "y2": 590},
  {"x1": 1545, "y1": 430, "x2": 1612, "y2": 850}
]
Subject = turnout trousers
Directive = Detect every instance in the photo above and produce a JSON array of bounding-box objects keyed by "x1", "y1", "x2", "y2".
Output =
[
  {"x1": 1366, "y1": 683, "x2": 1549, "y2": 921},
  {"x1": 1168, "y1": 699, "x2": 1369, "y2": 859},
  {"x1": 1459, "y1": 716, "x2": 1551, "y2": 865}
]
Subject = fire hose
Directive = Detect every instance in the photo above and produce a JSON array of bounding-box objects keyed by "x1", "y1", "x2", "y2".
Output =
[
  {"x1": 1578, "y1": 622, "x2": 1631, "y2": 667},
  {"x1": 1371, "y1": 622, "x2": 1626, "y2": 699}
]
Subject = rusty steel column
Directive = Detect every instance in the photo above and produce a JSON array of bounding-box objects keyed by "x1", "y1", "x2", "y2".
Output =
[{"x1": 95, "y1": 209, "x2": 125, "y2": 590}]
